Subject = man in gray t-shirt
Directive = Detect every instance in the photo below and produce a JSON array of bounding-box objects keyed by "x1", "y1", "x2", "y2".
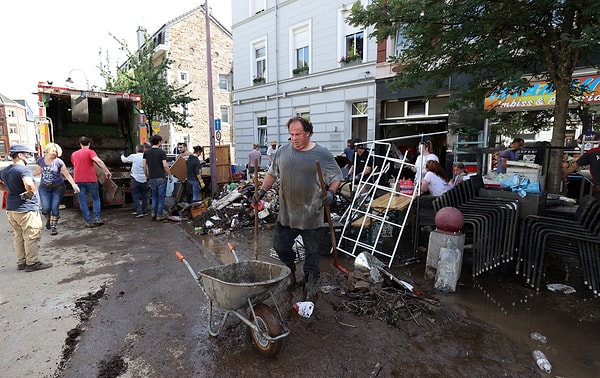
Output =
[{"x1": 256, "y1": 117, "x2": 343, "y2": 302}]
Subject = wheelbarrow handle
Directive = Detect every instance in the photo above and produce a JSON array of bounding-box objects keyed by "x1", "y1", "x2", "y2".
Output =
[
  {"x1": 174, "y1": 250, "x2": 200, "y2": 282},
  {"x1": 227, "y1": 242, "x2": 240, "y2": 263}
]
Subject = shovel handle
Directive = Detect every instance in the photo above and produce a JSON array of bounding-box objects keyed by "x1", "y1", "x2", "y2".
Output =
[
  {"x1": 175, "y1": 251, "x2": 185, "y2": 261},
  {"x1": 316, "y1": 161, "x2": 348, "y2": 275}
]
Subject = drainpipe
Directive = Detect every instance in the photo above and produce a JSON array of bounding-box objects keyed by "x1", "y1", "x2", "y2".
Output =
[
  {"x1": 205, "y1": 1, "x2": 218, "y2": 195},
  {"x1": 275, "y1": 0, "x2": 281, "y2": 145}
]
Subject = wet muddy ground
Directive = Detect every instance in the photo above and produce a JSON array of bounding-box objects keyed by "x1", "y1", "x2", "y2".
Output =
[
  {"x1": 2, "y1": 204, "x2": 598, "y2": 377},
  {"x1": 197, "y1": 224, "x2": 600, "y2": 378}
]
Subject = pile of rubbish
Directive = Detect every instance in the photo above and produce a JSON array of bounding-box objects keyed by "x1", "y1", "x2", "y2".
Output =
[
  {"x1": 167, "y1": 180, "x2": 281, "y2": 235},
  {"x1": 336, "y1": 269, "x2": 441, "y2": 327}
]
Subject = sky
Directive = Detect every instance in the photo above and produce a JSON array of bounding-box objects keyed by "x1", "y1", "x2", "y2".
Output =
[{"x1": 0, "y1": 1, "x2": 232, "y2": 107}]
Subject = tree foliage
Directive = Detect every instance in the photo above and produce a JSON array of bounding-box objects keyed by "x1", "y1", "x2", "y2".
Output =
[
  {"x1": 99, "y1": 33, "x2": 196, "y2": 129},
  {"x1": 349, "y1": 0, "x2": 600, "y2": 192}
]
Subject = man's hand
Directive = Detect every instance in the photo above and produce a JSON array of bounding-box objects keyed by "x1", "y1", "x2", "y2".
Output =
[
  {"x1": 254, "y1": 189, "x2": 266, "y2": 204},
  {"x1": 322, "y1": 189, "x2": 335, "y2": 206},
  {"x1": 19, "y1": 191, "x2": 34, "y2": 201}
]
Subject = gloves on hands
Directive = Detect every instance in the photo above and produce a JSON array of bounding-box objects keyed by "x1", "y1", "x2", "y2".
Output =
[
  {"x1": 254, "y1": 189, "x2": 266, "y2": 204},
  {"x1": 322, "y1": 189, "x2": 335, "y2": 206},
  {"x1": 19, "y1": 191, "x2": 34, "y2": 201}
]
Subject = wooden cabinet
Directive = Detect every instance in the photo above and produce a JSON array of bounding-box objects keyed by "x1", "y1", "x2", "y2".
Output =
[{"x1": 215, "y1": 145, "x2": 232, "y2": 184}]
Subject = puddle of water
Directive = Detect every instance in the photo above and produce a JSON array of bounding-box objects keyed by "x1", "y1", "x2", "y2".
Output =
[
  {"x1": 331, "y1": 232, "x2": 599, "y2": 376},
  {"x1": 442, "y1": 261, "x2": 600, "y2": 377}
]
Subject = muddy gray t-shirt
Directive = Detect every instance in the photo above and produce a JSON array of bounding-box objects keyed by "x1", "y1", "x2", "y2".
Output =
[{"x1": 268, "y1": 143, "x2": 343, "y2": 230}]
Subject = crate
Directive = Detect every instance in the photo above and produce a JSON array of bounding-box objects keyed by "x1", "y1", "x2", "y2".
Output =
[
  {"x1": 506, "y1": 161, "x2": 542, "y2": 182},
  {"x1": 478, "y1": 188, "x2": 547, "y2": 218}
]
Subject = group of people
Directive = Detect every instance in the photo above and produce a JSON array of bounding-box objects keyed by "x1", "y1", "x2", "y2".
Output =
[
  {"x1": 5, "y1": 120, "x2": 596, "y2": 305},
  {"x1": 0, "y1": 137, "x2": 113, "y2": 272},
  {"x1": 341, "y1": 138, "x2": 466, "y2": 197},
  {"x1": 171, "y1": 141, "x2": 206, "y2": 203},
  {"x1": 1, "y1": 134, "x2": 180, "y2": 273}
]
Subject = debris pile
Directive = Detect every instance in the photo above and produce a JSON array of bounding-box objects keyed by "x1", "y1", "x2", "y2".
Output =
[
  {"x1": 168, "y1": 180, "x2": 281, "y2": 235},
  {"x1": 335, "y1": 270, "x2": 441, "y2": 327}
]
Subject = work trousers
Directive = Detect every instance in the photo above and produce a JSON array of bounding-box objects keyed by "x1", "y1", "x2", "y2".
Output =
[
  {"x1": 7, "y1": 210, "x2": 42, "y2": 265},
  {"x1": 273, "y1": 221, "x2": 321, "y2": 279}
]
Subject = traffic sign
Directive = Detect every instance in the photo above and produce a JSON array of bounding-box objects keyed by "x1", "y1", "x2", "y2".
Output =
[
  {"x1": 214, "y1": 119, "x2": 221, "y2": 131},
  {"x1": 215, "y1": 130, "x2": 222, "y2": 141}
]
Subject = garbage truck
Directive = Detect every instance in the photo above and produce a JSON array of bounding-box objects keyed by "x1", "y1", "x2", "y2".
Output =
[{"x1": 36, "y1": 82, "x2": 147, "y2": 207}]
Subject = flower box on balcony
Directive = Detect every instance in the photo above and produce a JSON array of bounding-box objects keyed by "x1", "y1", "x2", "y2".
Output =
[
  {"x1": 293, "y1": 70, "x2": 308, "y2": 78},
  {"x1": 252, "y1": 77, "x2": 265, "y2": 85},
  {"x1": 340, "y1": 55, "x2": 362, "y2": 67},
  {"x1": 292, "y1": 65, "x2": 309, "y2": 77}
]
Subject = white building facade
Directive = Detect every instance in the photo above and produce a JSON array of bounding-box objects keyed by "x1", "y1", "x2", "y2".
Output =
[{"x1": 231, "y1": 0, "x2": 377, "y2": 168}]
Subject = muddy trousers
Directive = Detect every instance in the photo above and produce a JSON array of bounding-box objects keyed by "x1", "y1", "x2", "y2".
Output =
[
  {"x1": 272, "y1": 221, "x2": 321, "y2": 280},
  {"x1": 7, "y1": 210, "x2": 43, "y2": 266}
]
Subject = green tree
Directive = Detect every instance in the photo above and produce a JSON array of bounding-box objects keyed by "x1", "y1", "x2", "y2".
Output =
[
  {"x1": 99, "y1": 33, "x2": 196, "y2": 130},
  {"x1": 349, "y1": 0, "x2": 600, "y2": 192}
]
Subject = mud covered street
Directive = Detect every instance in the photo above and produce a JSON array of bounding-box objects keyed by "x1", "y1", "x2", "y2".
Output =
[{"x1": 1, "y1": 205, "x2": 598, "y2": 377}]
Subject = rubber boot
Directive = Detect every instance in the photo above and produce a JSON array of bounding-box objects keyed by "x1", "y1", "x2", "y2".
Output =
[
  {"x1": 50, "y1": 216, "x2": 59, "y2": 236},
  {"x1": 304, "y1": 273, "x2": 318, "y2": 302},
  {"x1": 286, "y1": 263, "x2": 297, "y2": 287},
  {"x1": 45, "y1": 213, "x2": 51, "y2": 230}
]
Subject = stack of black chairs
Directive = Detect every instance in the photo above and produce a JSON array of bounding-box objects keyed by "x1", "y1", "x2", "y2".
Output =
[
  {"x1": 517, "y1": 196, "x2": 600, "y2": 296},
  {"x1": 432, "y1": 175, "x2": 521, "y2": 277}
]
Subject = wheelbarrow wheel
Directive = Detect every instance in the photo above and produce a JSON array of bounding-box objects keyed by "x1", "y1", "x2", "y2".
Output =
[{"x1": 248, "y1": 303, "x2": 282, "y2": 357}]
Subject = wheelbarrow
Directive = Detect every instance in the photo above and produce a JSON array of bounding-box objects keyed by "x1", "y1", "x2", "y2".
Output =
[{"x1": 175, "y1": 243, "x2": 291, "y2": 357}]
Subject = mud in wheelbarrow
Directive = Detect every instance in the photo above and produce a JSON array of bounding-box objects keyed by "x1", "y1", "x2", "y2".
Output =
[{"x1": 176, "y1": 249, "x2": 291, "y2": 357}]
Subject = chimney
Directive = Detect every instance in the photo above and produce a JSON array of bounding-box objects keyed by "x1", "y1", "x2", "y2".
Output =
[{"x1": 136, "y1": 26, "x2": 147, "y2": 48}]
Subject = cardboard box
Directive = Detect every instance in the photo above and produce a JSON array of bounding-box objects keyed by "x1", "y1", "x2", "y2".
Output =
[{"x1": 170, "y1": 156, "x2": 187, "y2": 182}]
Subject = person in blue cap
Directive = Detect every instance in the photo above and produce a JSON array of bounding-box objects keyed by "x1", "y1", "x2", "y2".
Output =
[{"x1": 0, "y1": 144, "x2": 53, "y2": 272}]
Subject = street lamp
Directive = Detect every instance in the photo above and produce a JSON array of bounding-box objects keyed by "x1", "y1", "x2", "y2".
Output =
[{"x1": 65, "y1": 69, "x2": 90, "y2": 90}]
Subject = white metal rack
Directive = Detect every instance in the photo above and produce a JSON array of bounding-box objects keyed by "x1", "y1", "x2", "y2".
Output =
[{"x1": 336, "y1": 131, "x2": 447, "y2": 268}]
